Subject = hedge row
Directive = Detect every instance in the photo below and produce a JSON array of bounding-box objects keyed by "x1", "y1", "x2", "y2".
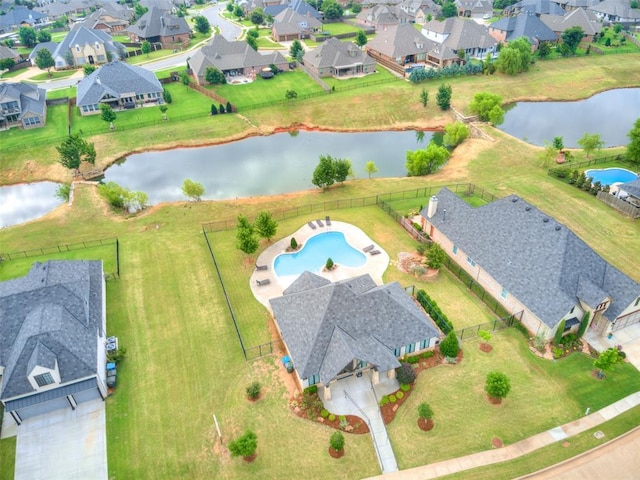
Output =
[{"x1": 416, "y1": 289, "x2": 454, "y2": 334}]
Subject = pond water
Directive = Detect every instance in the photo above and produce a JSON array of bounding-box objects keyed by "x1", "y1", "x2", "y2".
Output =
[
  {"x1": 103, "y1": 130, "x2": 433, "y2": 204},
  {"x1": 498, "y1": 88, "x2": 640, "y2": 147},
  {"x1": 0, "y1": 182, "x2": 64, "y2": 229}
]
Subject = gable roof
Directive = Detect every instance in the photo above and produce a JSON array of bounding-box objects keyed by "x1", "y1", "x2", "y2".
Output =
[
  {"x1": 0, "y1": 82, "x2": 46, "y2": 118},
  {"x1": 272, "y1": 8, "x2": 323, "y2": 36},
  {"x1": 490, "y1": 12, "x2": 558, "y2": 42},
  {"x1": 356, "y1": 5, "x2": 400, "y2": 26},
  {"x1": 0, "y1": 6, "x2": 45, "y2": 30},
  {"x1": 367, "y1": 23, "x2": 433, "y2": 57},
  {"x1": 421, "y1": 188, "x2": 640, "y2": 330},
  {"x1": 52, "y1": 25, "x2": 125, "y2": 67},
  {"x1": 540, "y1": 7, "x2": 602, "y2": 35},
  {"x1": 265, "y1": 0, "x2": 321, "y2": 19},
  {"x1": 0, "y1": 44, "x2": 20, "y2": 60},
  {"x1": 270, "y1": 272, "x2": 439, "y2": 384},
  {"x1": 0, "y1": 260, "x2": 103, "y2": 400},
  {"x1": 76, "y1": 61, "x2": 162, "y2": 106},
  {"x1": 588, "y1": 0, "x2": 640, "y2": 20},
  {"x1": 454, "y1": 0, "x2": 493, "y2": 14},
  {"x1": 302, "y1": 37, "x2": 377, "y2": 70},
  {"x1": 126, "y1": 7, "x2": 190, "y2": 39},
  {"x1": 620, "y1": 179, "x2": 640, "y2": 198},
  {"x1": 507, "y1": 0, "x2": 566, "y2": 16},
  {"x1": 422, "y1": 17, "x2": 497, "y2": 51}
]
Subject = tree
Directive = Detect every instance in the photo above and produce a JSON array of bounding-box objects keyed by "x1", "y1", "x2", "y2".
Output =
[
  {"x1": 333, "y1": 158, "x2": 352, "y2": 182},
  {"x1": 193, "y1": 15, "x2": 211, "y2": 34},
  {"x1": 553, "y1": 136, "x2": 564, "y2": 151},
  {"x1": 180, "y1": 70, "x2": 191, "y2": 88},
  {"x1": 435, "y1": 84, "x2": 452, "y2": 111},
  {"x1": 100, "y1": 104, "x2": 116, "y2": 129},
  {"x1": 37, "y1": 30, "x2": 51, "y2": 43},
  {"x1": 441, "y1": 0, "x2": 457, "y2": 17},
  {"x1": 396, "y1": 362, "x2": 417, "y2": 384},
  {"x1": 419, "y1": 88, "x2": 429, "y2": 108},
  {"x1": 365, "y1": 160, "x2": 378, "y2": 179},
  {"x1": 246, "y1": 35, "x2": 258, "y2": 51},
  {"x1": 226, "y1": 101, "x2": 233, "y2": 113},
  {"x1": 134, "y1": 3, "x2": 148, "y2": 19},
  {"x1": 417, "y1": 402, "x2": 434, "y2": 420},
  {"x1": 443, "y1": 121, "x2": 469, "y2": 147},
  {"x1": 250, "y1": 7, "x2": 264, "y2": 26},
  {"x1": 626, "y1": 118, "x2": 640, "y2": 164},
  {"x1": 205, "y1": 67, "x2": 226, "y2": 84},
  {"x1": 485, "y1": 371, "x2": 511, "y2": 401},
  {"x1": 233, "y1": 4, "x2": 244, "y2": 18},
  {"x1": 537, "y1": 41, "x2": 551, "y2": 59},
  {"x1": 554, "y1": 319, "x2": 565, "y2": 346},
  {"x1": 425, "y1": 243, "x2": 447, "y2": 269},
  {"x1": 325, "y1": 257, "x2": 334, "y2": 270},
  {"x1": 488, "y1": 105, "x2": 505, "y2": 126},
  {"x1": 163, "y1": 88, "x2": 172, "y2": 104},
  {"x1": 497, "y1": 37, "x2": 531, "y2": 75},
  {"x1": 321, "y1": 0, "x2": 343, "y2": 20},
  {"x1": 593, "y1": 348, "x2": 622, "y2": 378},
  {"x1": 406, "y1": 141, "x2": 451, "y2": 176},
  {"x1": 228, "y1": 430, "x2": 258, "y2": 459},
  {"x1": 236, "y1": 214, "x2": 259, "y2": 254},
  {"x1": 561, "y1": 26, "x2": 584, "y2": 54},
  {"x1": 329, "y1": 431, "x2": 344, "y2": 452},
  {"x1": 285, "y1": 89, "x2": 298, "y2": 100},
  {"x1": 83, "y1": 64, "x2": 96, "y2": 76},
  {"x1": 35, "y1": 48, "x2": 55, "y2": 75},
  {"x1": 141, "y1": 40, "x2": 152, "y2": 57},
  {"x1": 56, "y1": 134, "x2": 96, "y2": 172},
  {"x1": 254, "y1": 211, "x2": 278, "y2": 241},
  {"x1": 577, "y1": 312, "x2": 590, "y2": 338},
  {"x1": 19, "y1": 26, "x2": 37, "y2": 48},
  {"x1": 55, "y1": 183, "x2": 71, "y2": 201},
  {"x1": 0, "y1": 58, "x2": 15, "y2": 70},
  {"x1": 159, "y1": 105, "x2": 168, "y2": 119},
  {"x1": 354, "y1": 30, "x2": 367, "y2": 48},
  {"x1": 312, "y1": 154, "x2": 336, "y2": 189},
  {"x1": 577, "y1": 132, "x2": 604, "y2": 158},
  {"x1": 219, "y1": 104, "x2": 225, "y2": 114},
  {"x1": 439, "y1": 331, "x2": 459, "y2": 358},
  {"x1": 289, "y1": 39, "x2": 304, "y2": 60},
  {"x1": 211, "y1": 104, "x2": 218, "y2": 115},
  {"x1": 469, "y1": 92, "x2": 503, "y2": 123},
  {"x1": 247, "y1": 29, "x2": 259, "y2": 40},
  {"x1": 181, "y1": 178, "x2": 205, "y2": 201}
]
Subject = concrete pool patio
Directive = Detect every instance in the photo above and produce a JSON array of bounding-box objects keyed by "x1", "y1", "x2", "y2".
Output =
[{"x1": 250, "y1": 220, "x2": 390, "y2": 309}]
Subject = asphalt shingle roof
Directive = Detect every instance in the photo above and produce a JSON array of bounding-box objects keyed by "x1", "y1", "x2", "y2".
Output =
[
  {"x1": 302, "y1": 37, "x2": 377, "y2": 70},
  {"x1": 270, "y1": 273, "x2": 439, "y2": 385},
  {"x1": 621, "y1": 179, "x2": 640, "y2": 198},
  {"x1": 540, "y1": 8, "x2": 603, "y2": 36},
  {"x1": 491, "y1": 12, "x2": 558, "y2": 42},
  {"x1": 421, "y1": 188, "x2": 640, "y2": 329},
  {"x1": 0, "y1": 82, "x2": 46, "y2": 118},
  {"x1": 422, "y1": 17, "x2": 496, "y2": 51},
  {"x1": 126, "y1": 7, "x2": 190, "y2": 39}
]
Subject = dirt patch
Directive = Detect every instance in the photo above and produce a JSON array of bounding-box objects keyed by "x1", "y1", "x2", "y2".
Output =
[
  {"x1": 242, "y1": 452, "x2": 257, "y2": 463},
  {"x1": 328, "y1": 447, "x2": 345, "y2": 459},
  {"x1": 492, "y1": 437, "x2": 503, "y2": 448},
  {"x1": 246, "y1": 394, "x2": 261, "y2": 402},
  {"x1": 487, "y1": 395, "x2": 502, "y2": 405},
  {"x1": 479, "y1": 343, "x2": 493, "y2": 353},
  {"x1": 417, "y1": 418, "x2": 434, "y2": 431}
]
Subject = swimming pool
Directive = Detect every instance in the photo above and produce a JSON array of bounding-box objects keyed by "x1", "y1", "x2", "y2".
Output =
[
  {"x1": 274, "y1": 231, "x2": 366, "y2": 277},
  {"x1": 584, "y1": 168, "x2": 638, "y2": 186}
]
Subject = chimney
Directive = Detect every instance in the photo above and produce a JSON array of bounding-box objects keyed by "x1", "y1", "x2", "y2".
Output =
[{"x1": 427, "y1": 195, "x2": 438, "y2": 218}]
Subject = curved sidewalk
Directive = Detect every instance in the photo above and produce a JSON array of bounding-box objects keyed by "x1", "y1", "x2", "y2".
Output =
[{"x1": 363, "y1": 391, "x2": 640, "y2": 480}]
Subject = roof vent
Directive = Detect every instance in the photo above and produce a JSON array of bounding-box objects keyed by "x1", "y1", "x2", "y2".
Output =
[
  {"x1": 555, "y1": 226, "x2": 561, "y2": 231},
  {"x1": 543, "y1": 218, "x2": 549, "y2": 223},
  {"x1": 512, "y1": 197, "x2": 518, "y2": 202},
  {"x1": 525, "y1": 206, "x2": 531, "y2": 211}
]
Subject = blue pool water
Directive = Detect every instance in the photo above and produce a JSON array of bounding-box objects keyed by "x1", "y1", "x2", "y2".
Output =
[
  {"x1": 584, "y1": 168, "x2": 638, "y2": 186},
  {"x1": 274, "y1": 231, "x2": 366, "y2": 277}
]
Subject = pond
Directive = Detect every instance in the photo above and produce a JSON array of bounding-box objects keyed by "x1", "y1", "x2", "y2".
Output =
[
  {"x1": 0, "y1": 182, "x2": 64, "y2": 229},
  {"x1": 103, "y1": 130, "x2": 433, "y2": 204},
  {"x1": 498, "y1": 88, "x2": 640, "y2": 148}
]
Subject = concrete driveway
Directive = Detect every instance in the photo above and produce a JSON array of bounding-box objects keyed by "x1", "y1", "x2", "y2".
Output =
[
  {"x1": 585, "y1": 322, "x2": 640, "y2": 371},
  {"x1": 14, "y1": 399, "x2": 107, "y2": 480}
]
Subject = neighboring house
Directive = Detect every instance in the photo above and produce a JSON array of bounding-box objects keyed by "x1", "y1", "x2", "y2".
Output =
[
  {"x1": 0, "y1": 261, "x2": 108, "y2": 425},
  {"x1": 189, "y1": 35, "x2": 289, "y2": 85},
  {"x1": 28, "y1": 41, "x2": 58, "y2": 66},
  {"x1": 271, "y1": 8, "x2": 323, "y2": 41},
  {"x1": 588, "y1": 0, "x2": 640, "y2": 24},
  {"x1": 82, "y1": 5, "x2": 133, "y2": 33},
  {"x1": 126, "y1": 7, "x2": 191, "y2": 49},
  {"x1": 0, "y1": 7, "x2": 46, "y2": 33},
  {"x1": 0, "y1": 44, "x2": 21, "y2": 63},
  {"x1": 396, "y1": 0, "x2": 441, "y2": 24},
  {"x1": 489, "y1": 13, "x2": 558, "y2": 49},
  {"x1": 551, "y1": 0, "x2": 600, "y2": 13},
  {"x1": 264, "y1": 0, "x2": 322, "y2": 20},
  {"x1": 76, "y1": 61, "x2": 163, "y2": 115},
  {"x1": 365, "y1": 23, "x2": 460, "y2": 76},
  {"x1": 419, "y1": 188, "x2": 640, "y2": 341},
  {"x1": 29, "y1": 25, "x2": 125, "y2": 69},
  {"x1": 616, "y1": 179, "x2": 640, "y2": 207},
  {"x1": 269, "y1": 272, "x2": 441, "y2": 399},
  {"x1": 302, "y1": 37, "x2": 377, "y2": 78},
  {"x1": 505, "y1": 0, "x2": 566, "y2": 17},
  {"x1": 0, "y1": 82, "x2": 47, "y2": 129},
  {"x1": 421, "y1": 17, "x2": 497, "y2": 60},
  {"x1": 139, "y1": 0, "x2": 190, "y2": 14},
  {"x1": 540, "y1": 7, "x2": 602, "y2": 41},
  {"x1": 35, "y1": 1, "x2": 77, "y2": 22},
  {"x1": 455, "y1": 0, "x2": 493, "y2": 19},
  {"x1": 356, "y1": 5, "x2": 400, "y2": 29}
]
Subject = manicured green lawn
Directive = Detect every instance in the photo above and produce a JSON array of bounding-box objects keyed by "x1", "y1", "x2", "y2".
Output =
[
  {"x1": 46, "y1": 87, "x2": 75, "y2": 99},
  {"x1": 0, "y1": 68, "x2": 26, "y2": 79},
  {"x1": 0, "y1": 104, "x2": 69, "y2": 154},
  {"x1": 0, "y1": 437, "x2": 16, "y2": 480},
  {"x1": 319, "y1": 23, "x2": 363, "y2": 35},
  {"x1": 596, "y1": 27, "x2": 640, "y2": 52},
  {"x1": 387, "y1": 328, "x2": 640, "y2": 469},
  {"x1": 322, "y1": 66, "x2": 398, "y2": 90},
  {"x1": 29, "y1": 69, "x2": 77, "y2": 81}
]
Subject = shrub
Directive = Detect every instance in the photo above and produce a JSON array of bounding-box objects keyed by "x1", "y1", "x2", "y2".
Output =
[
  {"x1": 245, "y1": 381, "x2": 261, "y2": 399},
  {"x1": 321, "y1": 409, "x2": 329, "y2": 418},
  {"x1": 478, "y1": 330, "x2": 492, "y2": 342},
  {"x1": 406, "y1": 355, "x2": 420, "y2": 364},
  {"x1": 389, "y1": 394, "x2": 397, "y2": 403},
  {"x1": 425, "y1": 243, "x2": 447, "y2": 269},
  {"x1": 328, "y1": 414, "x2": 336, "y2": 421},
  {"x1": 485, "y1": 371, "x2": 511, "y2": 400},
  {"x1": 553, "y1": 347, "x2": 564, "y2": 359},
  {"x1": 396, "y1": 391, "x2": 404, "y2": 400},
  {"x1": 107, "y1": 347, "x2": 127, "y2": 364},
  {"x1": 396, "y1": 362, "x2": 417, "y2": 384},
  {"x1": 420, "y1": 350, "x2": 434, "y2": 359},
  {"x1": 55, "y1": 183, "x2": 71, "y2": 202},
  {"x1": 290, "y1": 237, "x2": 298, "y2": 249},
  {"x1": 416, "y1": 242, "x2": 429, "y2": 255},
  {"x1": 330, "y1": 431, "x2": 345, "y2": 451},
  {"x1": 416, "y1": 290, "x2": 453, "y2": 333},
  {"x1": 400, "y1": 383, "x2": 411, "y2": 392},
  {"x1": 418, "y1": 402, "x2": 434, "y2": 420},
  {"x1": 379, "y1": 395, "x2": 390, "y2": 406},
  {"x1": 554, "y1": 319, "x2": 565, "y2": 346},
  {"x1": 303, "y1": 384, "x2": 317, "y2": 395},
  {"x1": 228, "y1": 430, "x2": 258, "y2": 458},
  {"x1": 439, "y1": 331, "x2": 460, "y2": 358},
  {"x1": 325, "y1": 257, "x2": 334, "y2": 270},
  {"x1": 412, "y1": 222, "x2": 423, "y2": 232}
]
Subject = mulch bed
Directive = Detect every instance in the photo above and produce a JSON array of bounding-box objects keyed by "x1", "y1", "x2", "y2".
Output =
[
  {"x1": 417, "y1": 418, "x2": 434, "y2": 431},
  {"x1": 479, "y1": 343, "x2": 493, "y2": 353},
  {"x1": 492, "y1": 437, "x2": 503, "y2": 448},
  {"x1": 290, "y1": 400, "x2": 370, "y2": 434},
  {"x1": 328, "y1": 447, "x2": 345, "y2": 459},
  {"x1": 487, "y1": 395, "x2": 502, "y2": 405},
  {"x1": 243, "y1": 453, "x2": 257, "y2": 463}
]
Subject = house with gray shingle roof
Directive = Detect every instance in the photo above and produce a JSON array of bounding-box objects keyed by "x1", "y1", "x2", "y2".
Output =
[
  {"x1": 422, "y1": 17, "x2": 497, "y2": 60},
  {"x1": 551, "y1": 0, "x2": 600, "y2": 13},
  {"x1": 76, "y1": 61, "x2": 163, "y2": 115},
  {"x1": 82, "y1": 5, "x2": 133, "y2": 34},
  {"x1": 505, "y1": 0, "x2": 566, "y2": 17},
  {"x1": 396, "y1": 0, "x2": 441, "y2": 25},
  {"x1": 455, "y1": 0, "x2": 493, "y2": 19},
  {"x1": 271, "y1": 8, "x2": 323, "y2": 41},
  {"x1": 126, "y1": 7, "x2": 191, "y2": 49},
  {"x1": 0, "y1": 6, "x2": 46, "y2": 33},
  {"x1": 269, "y1": 272, "x2": 441, "y2": 399},
  {"x1": 489, "y1": 12, "x2": 558, "y2": 49},
  {"x1": 540, "y1": 7, "x2": 602, "y2": 41},
  {"x1": 0, "y1": 44, "x2": 20, "y2": 63},
  {"x1": 0, "y1": 82, "x2": 47, "y2": 129},
  {"x1": 302, "y1": 37, "x2": 377, "y2": 78},
  {"x1": 189, "y1": 34, "x2": 289, "y2": 85},
  {"x1": 419, "y1": 188, "x2": 640, "y2": 341},
  {"x1": 356, "y1": 5, "x2": 400, "y2": 29},
  {"x1": 0, "y1": 260, "x2": 107, "y2": 425},
  {"x1": 588, "y1": 0, "x2": 640, "y2": 24},
  {"x1": 264, "y1": 0, "x2": 322, "y2": 20},
  {"x1": 617, "y1": 179, "x2": 640, "y2": 208}
]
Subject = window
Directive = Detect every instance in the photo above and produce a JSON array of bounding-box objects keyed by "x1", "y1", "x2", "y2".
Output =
[
  {"x1": 393, "y1": 347, "x2": 401, "y2": 357},
  {"x1": 501, "y1": 288, "x2": 508, "y2": 299},
  {"x1": 419, "y1": 339, "x2": 429, "y2": 349},
  {"x1": 34, "y1": 372, "x2": 54, "y2": 387},
  {"x1": 452, "y1": 245, "x2": 458, "y2": 255},
  {"x1": 635, "y1": 297, "x2": 640, "y2": 307},
  {"x1": 405, "y1": 343, "x2": 415, "y2": 354},
  {"x1": 595, "y1": 301, "x2": 608, "y2": 312},
  {"x1": 308, "y1": 374, "x2": 320, "y2": 386},
  {"x1": 466, "y1": 256, "x2": 476, "y2": 267}
]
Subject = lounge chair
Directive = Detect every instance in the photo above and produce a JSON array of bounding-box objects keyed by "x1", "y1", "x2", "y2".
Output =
[
  {"x1": 362, "y1": 244, "x2": 374, "y2": 252},
  {"x1": 316, "y1": 219, "x2": 324, "y2": 227},
  {"x1": 325, "y1": 216, "x2": 331, "y2": 226},
  {"x1": 256, "y1": 279, "x2": 271, "y2": 286},
  {"x1": 369, "y1": 250, "x2": 381, "y2": 256},
  {"x1": 255, "y1": 264, "x2": 268, "y2": 271},
  {"x1": 307, "y1": 221, "x2": 317, "y2": 230}
]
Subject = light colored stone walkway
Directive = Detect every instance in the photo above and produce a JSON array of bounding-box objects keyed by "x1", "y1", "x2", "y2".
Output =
[{"x1": 362, "y1": 391, "x2": 640, "y2": 480}]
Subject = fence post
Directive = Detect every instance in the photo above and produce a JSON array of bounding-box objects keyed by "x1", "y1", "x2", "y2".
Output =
[{"x1": 116, "y1": 239, "x2": 120, "y2": 278}]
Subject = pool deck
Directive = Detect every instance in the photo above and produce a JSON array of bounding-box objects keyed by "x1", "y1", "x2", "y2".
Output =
[{"x1": 250, "y1": 220, "x2": 390, "y2": 310}]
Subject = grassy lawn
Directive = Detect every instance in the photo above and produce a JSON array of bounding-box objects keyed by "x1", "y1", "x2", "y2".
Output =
[
  {"x1": 29, "y1": 69, "x2": 77, "y2": 81},
  {"x1": 111, "y1": 34, "x2": 130, "y2": 43},
  {"x1": 0, "y1": 437, "x2": 16, "y2": 480},
  {"x1": 595, "y1": 27, "x2": 640, "y2": 52},
  {"x1": 319, "y1": 23, "x2": 363, "y2": 35},
  {"x1": 0, "y1": 68, "x2": 26, "y2": 79},
  {"x1": 0, "y1": 104, "x2": 69, "y2": 154},
  {"x1": 387, "y1": 328, "x2": 640, "y2": 469},
  {"x1": 322, "y1": 66, "x2": 398, "y2": 90},
  {"x1": 46, "y1": 86, "x2": 75, "y2": 99}
]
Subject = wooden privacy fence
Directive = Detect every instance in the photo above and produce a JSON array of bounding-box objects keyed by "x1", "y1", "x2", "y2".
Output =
[{"x1": 596, "y1": 191, "x2": 640, "y2": 218}]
